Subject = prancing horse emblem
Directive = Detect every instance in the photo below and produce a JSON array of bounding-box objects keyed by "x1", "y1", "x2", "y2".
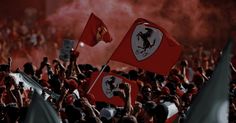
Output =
[
  {"x1": 96, "y1": 26, "x2": 107, "y2": 41},
  {"x1": 137, "y1": 28, "x2": 156, "y2": 53},
  {"x1": 102, "y1": 75, "x2": 122, "y2": 98},
  {"x1": 132, "y1": 24, "x2": 163, "y2": 61}
]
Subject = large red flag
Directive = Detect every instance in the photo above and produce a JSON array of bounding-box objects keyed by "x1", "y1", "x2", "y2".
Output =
[
  {"x1": 110, "y1": 18, "x2": 181, "y2": 75},
  {"x1": 79, "y1": 13, "x2": 112, "y2": 46},
  {"x1": 88, "y1": 72, "x2": 138, "y2": 106}
]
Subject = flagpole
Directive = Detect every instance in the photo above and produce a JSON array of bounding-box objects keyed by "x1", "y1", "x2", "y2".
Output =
[
  {"x1": 86, "y1": 41, "x2": 120, "y2": 94},
  {"x1": 75, "y1": 40, "x2": 80, "y2": 51},
  {"x1": 86, "y1": 30, "x2": 124, "y2": 94},
  {"x1": 87, "y1": 60, "x2": 110, "y2": 94}
]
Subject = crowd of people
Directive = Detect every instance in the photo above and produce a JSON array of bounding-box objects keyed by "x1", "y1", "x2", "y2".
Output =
[
  {"x1": 0, "y1": 16, "x2": 73, "y2": 67},
  {"x1": 0, "y1": 16, "x2": 236, "y2": 123}
]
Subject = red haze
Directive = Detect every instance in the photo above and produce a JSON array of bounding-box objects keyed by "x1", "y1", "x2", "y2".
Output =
[{"x1": 47, "y1": 0, "x2": 236, "y2": 67}]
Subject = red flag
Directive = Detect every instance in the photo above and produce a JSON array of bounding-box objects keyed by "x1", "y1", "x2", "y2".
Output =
[
  {"x1": 110, "y1": 18, "x2": 181, "y2": 75},
  {"x1": 79, "y1": 13, "x2": 112, "y2": 46},
  {"x1": 88, "y1": 72, "x2": 138, "y2": 106}
]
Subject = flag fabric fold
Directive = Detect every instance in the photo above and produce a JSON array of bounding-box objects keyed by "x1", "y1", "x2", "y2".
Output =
[
  {"x1": 88, "y1": 72, "x2": 139, "y2": 106},
  {"x1": 79, "y1": 13, "x2": 112, "y2": 46},
  {"x1": 9, "y1": 72, "x2": 60, "y2": 100},
  {"x1": 110, "y1": 18, "x2": 181, "y2": 75},
  {"x1": 184, "y1": 39, "x2": 233, "y2": 123},
  {"x1": 24, "y1": 92, "x2": 60, "y2": 123}
]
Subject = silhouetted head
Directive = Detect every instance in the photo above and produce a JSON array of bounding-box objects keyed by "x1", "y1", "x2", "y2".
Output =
[{"x1": 23, "y1": 62, "x2": 35, "y2": 75}]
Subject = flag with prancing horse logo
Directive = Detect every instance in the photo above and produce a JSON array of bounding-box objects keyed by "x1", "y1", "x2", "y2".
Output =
[
  {"x1": 79, "y1": 13, "x2": 112, "y2": 46},
  {"x1": 88, "y1": 72, "x2": 139, "y2": 106},
  {"x1": 110, "y1": 18, "x2": 182, "y2": 75}
]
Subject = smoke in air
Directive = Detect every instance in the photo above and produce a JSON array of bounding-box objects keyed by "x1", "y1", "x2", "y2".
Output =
[{"x1": 47, "y1": 0, "x2": 236, "y2": 68}]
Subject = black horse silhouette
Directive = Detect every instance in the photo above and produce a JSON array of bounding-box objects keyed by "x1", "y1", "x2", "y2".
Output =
[
  {"x1": 106, "y1": 76, "x2": 117, "y2": 93},
  {"x1": 136, "y1": 28, "x2": 156, "y2": 52}
]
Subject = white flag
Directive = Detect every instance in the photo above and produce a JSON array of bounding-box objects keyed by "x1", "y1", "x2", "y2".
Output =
[
  {"x1": 184, "y1": 40, "x2": 233, "y2": 123},
  {"x1": 24, "y1": 92, "x2": 60, "y2": 123}
]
